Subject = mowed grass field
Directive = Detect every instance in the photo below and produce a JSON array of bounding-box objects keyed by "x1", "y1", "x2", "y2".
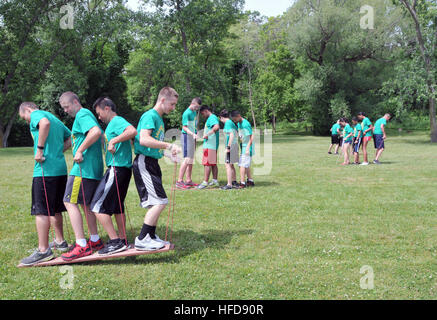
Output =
[{"x1": 0, "y1": 131, "x2": 436, "y2": 300}]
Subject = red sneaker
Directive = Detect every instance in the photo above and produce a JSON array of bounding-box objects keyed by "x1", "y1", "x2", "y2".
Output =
[
  {"x1": 61, "y1": 243, "x2": 92, "y2": 262},
  {"x1": 88, "y1": 239, "x2": 104, "y2": 251},
  {"x1": 184, "y1": 181, "x2": 199, "y2": 188}
]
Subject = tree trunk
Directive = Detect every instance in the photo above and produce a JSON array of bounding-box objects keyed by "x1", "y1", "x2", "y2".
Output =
[
  {"x1": 2, "y1": 107, "x2": 19, "y2": 148},
  {"x1": 175, "y1": 0, "x2": 191, "y2": 93},
  {"x1": 247, "y1": 63, "x2": 257, "y2": 131}
]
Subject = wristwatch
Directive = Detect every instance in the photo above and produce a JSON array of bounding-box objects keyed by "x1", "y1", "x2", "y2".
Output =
[{"x1": 37, "y1": 146, "x2": 45, "y2": 150}]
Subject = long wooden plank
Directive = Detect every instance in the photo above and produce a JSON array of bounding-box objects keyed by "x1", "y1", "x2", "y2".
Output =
[{"x1": 17, "y1": 244, "x2": 175, "y2": 268}]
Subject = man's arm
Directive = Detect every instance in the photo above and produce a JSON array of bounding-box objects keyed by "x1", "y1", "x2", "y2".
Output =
[
  {"x1": 108, "y1": 125, "x2": 137, "y2": 154},
  {"x1": 140, "y1": 129, "x2": 181, "y2": 155},
  {"x1": 74, "y1": 126, "x2": 102, "y2": 163},
  {"x1": 183, "y1": 126, "x2": 197, "y2": 139},
  {"x1": 381, "y1": 124, "x2": 387, "y2": 140},
  {"x1": 63, "y1": 137, "x2": 72, "y2": 153},
  {"x1": 35, "y1": 118, "x2": 50, "y2": 163},
  {"x1": 203, "y1": 124, "x2": 220, "y2": 140},
  {"x1": 245, "y1": 134, "x2": 254, "y2": 155}
]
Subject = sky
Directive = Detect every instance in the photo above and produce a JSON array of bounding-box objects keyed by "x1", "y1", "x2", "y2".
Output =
[{"x1": 126, "y1": 0, "x2": 294, "y2": 17}]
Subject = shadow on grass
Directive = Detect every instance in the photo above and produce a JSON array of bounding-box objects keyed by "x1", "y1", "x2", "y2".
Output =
[{"x1": 78, "y1": 228, "x2": 255, "y2": 267}]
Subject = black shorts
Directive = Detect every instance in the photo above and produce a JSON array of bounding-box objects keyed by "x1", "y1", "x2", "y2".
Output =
[
  {"x1": 133, "y1": 155, "x2": 168, "y2": 209},
  {"x1": 374, "y1": 134, "x2": 385, "y2": 149},
  {"x1": 63, "y1": 176, "x2": 100, "y2": 206},
  {"x1": 331, "y1": 135, "x2": 340, "y2": 145},
  {"x1": 90, "y1": 167, "x2": 132, "y2": 215},
  {"x1": 31, "y1": 176, "x2": 67, "y2": 216}
]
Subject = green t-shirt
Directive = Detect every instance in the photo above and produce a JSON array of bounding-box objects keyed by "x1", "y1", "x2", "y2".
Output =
[
  {"x1": 181, "y1": 107, "x2": 197, "y2": 135},
  {"x1": 30, "y1": 110, "x2": 71, "y2": 178},
  {"x1": 353, "y1": 123, "x2": 363, "y2": 138},
  {"x1": 343, "y1": 124, "x2": 353, "y2": 143},
  {"x1": 223, "y1": 119, "x2": 238, "y2": 147},
  {"x1": 70, "y1": 108, "x2": 104, "y2": 180},
  {"x1": 238, "y1": 119, "x2": 254, "y2": 156},
  {"x1": 331, "y1": 123, "x2": 340, "y2": 136},
  {"x1": 362, "y1": 117, "x2": 373, "y2": 137},
  {"x1": 373, "y1": 118, "x2": 387, "y2": 135},
  {"x1": 104, "y1": 116, "x2": 133, "y2": 168},
  {"x1": 134, "y1": 109, "x2": 165, "y2": 159},
  {"x1": 203, "y1": 114, "x2": 220, "y2": 150}
]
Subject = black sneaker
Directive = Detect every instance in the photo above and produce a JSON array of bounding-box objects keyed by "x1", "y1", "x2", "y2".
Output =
[
  {"x1": 98, "y1": 239, "x2": 128, "y2": 256},
  {"x1": 239, "y1": 183, "x2": 247, "y2": 189},
  {"x1": 232, "y1": 181, "x2": 239, "y2": 189},
  {"x1": 21, "y1": 249, "x2": 54, "y2": 266},
  {"x1": 49, "y1": 240, "x2": 69, "y2": 252},
  {"x1": 221, "y1": 185, "x2": 233, "y2": 190},
  {"x1": 246, "y1": 180, "x2": 255, "y2": 187}
]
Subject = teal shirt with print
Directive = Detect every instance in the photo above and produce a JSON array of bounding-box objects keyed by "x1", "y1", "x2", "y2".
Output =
[
  {"x1": 362, "y1": 117, "x2": 373, "y2": 137},
  {"x1": 331, "y1": 123, "x2": 340, "y2": 136},
  {"x1": 353, "y1": 123, "x2": 363, "y2": 138},
  {"x1": 373, "y1": 118, "x2": 387, "y2": 135},
  {"x1": 343, "y1": 124, "x2": 354, "y2": 143},
  {"x1": 30, "y1": 110, "x2": 71, "y2": 178},
  {"x1": 238, "y1": 119, "x2": 254, "y2": 156},
  {"x1": 70, "y1": 108, "x2": 104, "y2": 180},
  {"x1": 223, "y1": 119, "x2": 238, "y2": 147},
  {"x1": 203, "y1": 114, "x2": 220, "y2": 150},
  {"x1": 181, "y1": 107, "x2": 197, "y2": 135},
  {"x1": 104, "y1": 116, "x2": 133, "y2": 168},
  {"x1": 134, "y1": 109, "x2": 165, "y2": 159}
]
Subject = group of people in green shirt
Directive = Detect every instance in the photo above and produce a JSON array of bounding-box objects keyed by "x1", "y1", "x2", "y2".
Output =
[
  {"x1": 329, "y1": 112, "x2": 391, "y2": 166},
  {"x1": 177, "y1": 100, "x2": 255, "y2": 191},
  {"x1": 19, "y1": 87, "x2": 256, "y2": 266}
]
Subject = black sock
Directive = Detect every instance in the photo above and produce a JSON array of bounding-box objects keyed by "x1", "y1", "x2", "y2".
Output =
[{"x1": 139, "y1": 224, "x2": 156, "y2": 241}]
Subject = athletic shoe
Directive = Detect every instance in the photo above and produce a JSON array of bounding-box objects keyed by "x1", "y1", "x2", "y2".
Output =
[
  {"x1": 328, "y1": 152, "x2": 332, "y2": 154},
  {"x1": 61, "y1": 243, "x2": 92, "y2": 262},
  {"x1": 153, "y1": 234, "x2": 170, "y2": 246},
  {"x1": 135, "y1": 234, "x2": 165, "y2": 251},
  {"x1": 88, "y1": 239, "x2": 104, "y2": 251},
  {"x1": 21, "y1": 249, "x2": 54, "y2": 266},
  {"x1": 208, "y1": 180, "x2": 220, "y2": 188},
  {"x1": 197, "y1": 181, "x2": 209, "y2": 190},
  {"x1": 49, "y1": 240, "x2": 69, "y2": 252},
  {"x1": 98, "y1": 239, "x2": 127, "y2": 256},
  {"x1": 353, "y1": 162, "x2": 361, "y2": 165},
  {"x1": 373, "y1": 160, "x2": 381, "y2": 165},
  {"x1": 232, "y1": 181, "x2": 239, "y2": 188},
  {"x1": 246, "y1": 180, "x2": 255, "y2": 187},
  {"x1": 184, "y1": 181, "x2": 199, "y2": 188},
  {"x1": 239, "y1": 183, "x2": 247, "y2": 189},
  {"x1": 221, "y1": 185, "x2": 233, "y2": 190},
  {"x1": 176, "y1": 181, "x2": 190, "y2": 190},
  {"x1": 360, "y1": 162, "x2": 369, "y2": 166}
]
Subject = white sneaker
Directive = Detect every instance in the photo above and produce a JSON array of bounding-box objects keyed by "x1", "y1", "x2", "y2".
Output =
[
  {"x1": 135, "y1": 234, "x2": 165, "y2": 251},
  {"x1": 154, "y1": 234, "x2": 170, "y2": 246},
  {"x1": 360, "y1": 162, "x2": 369, "y2": 166}
]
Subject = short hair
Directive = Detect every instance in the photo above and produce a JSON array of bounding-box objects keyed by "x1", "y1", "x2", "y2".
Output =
[
  {"x1": 219, "y1": 109, "x2": 229, "y2": 118},
  {"x1": 385, "y1": 113, "x2": 392, "y2": 118},
  {"x1": 157, "y1": 87, "x2": 178, "y2": 102},
  {"x1": 192, "y1": 97, "x2": 202, "y2": 105},
  {"x1": 230, "y1": 111, "x2": 241, "y2": 118},
  {"x1": 59, "y1": 91, "x2": 81, "y2": 105},
  {"x1": 352, "y1": 117, "x2": 358, "y2": 122},
  {"x1": 200, "y1": 105, "x2": 211, "y2": 113},
  {"x1": 340, "y1": 117, "x2": 349, "y2": 124},
  {"x1": 19, "y1": 102, "x2": 38, "y2": 112},
  {"x1": 93, "y1": 97, "x2": 117, "y2": 112},
  {"x1": 358, "y1": 112, "x2": 366, "y2": 117}
]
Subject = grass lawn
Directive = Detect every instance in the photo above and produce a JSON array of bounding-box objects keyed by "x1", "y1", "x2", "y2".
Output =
[{"x1": 0, "y1": 131, "x2": 436, "y2": 300}]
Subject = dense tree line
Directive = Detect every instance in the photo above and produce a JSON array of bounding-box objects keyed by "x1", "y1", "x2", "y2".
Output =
[{"x1": 0, "y1": 0, "x2": 435, "y2": 147}]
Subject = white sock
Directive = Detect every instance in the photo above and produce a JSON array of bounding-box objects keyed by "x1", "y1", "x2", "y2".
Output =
[
  {"x1": 90, "y1": 234, "x2": 100, "y2": 242},
  {"x1": 76, "y1": 239, "x2": 87, "y2": 248}
]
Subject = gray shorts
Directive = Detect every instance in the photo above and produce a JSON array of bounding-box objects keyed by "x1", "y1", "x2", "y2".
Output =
[
  {"x1": 239, "y1": 155, "x2": 252, "y2": 168},
  {"x1": 181, "y1": 133, "x2": 195, "y2": 159},
  {"x1": 225, "y1": 144, "x2": 239, "y2": 164}
]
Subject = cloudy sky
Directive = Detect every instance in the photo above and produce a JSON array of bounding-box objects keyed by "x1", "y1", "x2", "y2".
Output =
[{"x1": 126, "y1": 0, "x2": 294, "y2": 17}]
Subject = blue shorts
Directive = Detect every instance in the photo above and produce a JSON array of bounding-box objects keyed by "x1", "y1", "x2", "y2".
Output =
[
  {"x1": 353, "y1": 137, "x2": 362, "y2": 153},
  {"x1": 374, "y1": 134, "x2": 385, "y2": 149}
]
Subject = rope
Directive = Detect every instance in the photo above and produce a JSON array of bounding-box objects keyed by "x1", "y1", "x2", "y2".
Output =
[
  {"x1": 165, "y1": 161, "x2": 178, "y2": 243},
  {"x1": 78, "y1": 164, "x2": 93, "y2": 240},
  {"x1": 41, "y1": 164, "x2": 56, "y2": 252},
  {"x1": 112, "y1": 155, "x2": 130, "y2": 248}
]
